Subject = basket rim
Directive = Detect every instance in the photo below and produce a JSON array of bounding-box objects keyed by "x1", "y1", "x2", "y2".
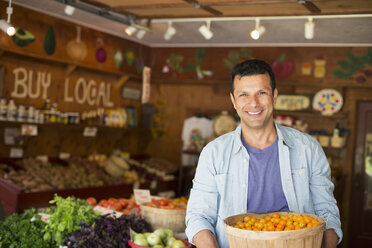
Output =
[
  {"x1": 140, "y1": 204, "x2": 187, "y2": 214},
  {"x1": 223, "y1": 211, "x2": 326, "y2": 239}
]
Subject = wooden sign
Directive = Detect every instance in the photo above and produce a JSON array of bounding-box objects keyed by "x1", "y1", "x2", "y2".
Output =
[{"x1": 275, "y1": 94, "x2": 311, "y2": 111}]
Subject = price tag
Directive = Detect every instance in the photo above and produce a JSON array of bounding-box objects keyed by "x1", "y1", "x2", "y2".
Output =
[
  {"x1": 36, "y1": 155, "x2": 48, "y2": 163},
  {"x1": 21, "y1": 124, "x2": 38, "y2": 136},
  {"x1": 93, "y1": 205, "x2": 122, "y2": 218},
  {"x1": 133, "y1": 189, "x2": 151, "y2": 205},
  {"x1": 83, "y1": 127, "x2": 97, "y2": 137},
  {"x1": 10, "y1": 148, "x2": 23, "y2": 158},
  {"x1": 59, "y1": 152, "x2": 71, "y2": 160}
]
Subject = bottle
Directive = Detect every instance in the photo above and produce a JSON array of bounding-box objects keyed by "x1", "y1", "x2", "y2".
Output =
[
  {"x1": 0, "y1": 98, "x2": 7, "y2": 121},
  {"x1": 43, "y1": 99, "x2": 51, "y2": 123},
  {"x1": 7, "y1": 99, "x2": 17, "y2": 122},
  {"x1": 17, "y1": 104, "x2": 26, "y2": 122},
  {"x1": 27, "y1": 105, "x2": 35, "y2": 123}
]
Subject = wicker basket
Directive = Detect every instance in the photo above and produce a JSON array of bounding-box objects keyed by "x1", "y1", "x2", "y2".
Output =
[
  {"x1": 223, "y1": 212, "x2": 326, "y2": 248},
  {"x1": 140, "y1": 204, "x2": 186, "y2": 233}
]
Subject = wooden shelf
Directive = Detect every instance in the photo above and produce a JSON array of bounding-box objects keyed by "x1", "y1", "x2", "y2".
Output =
[
  {"x1": 274, "y1": 110, "x2": 347, "y2": 119},
  {"x1": 0, "y1": 120, "x2": 139, "y2": 132}
]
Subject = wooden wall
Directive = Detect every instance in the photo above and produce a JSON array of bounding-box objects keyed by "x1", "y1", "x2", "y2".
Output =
[
  {"x1": 1, "y1": 3, "x2": 372, "y2": 246},
  {"x1": 0, "y1": 2, "x2": 151, "y2": 157}
]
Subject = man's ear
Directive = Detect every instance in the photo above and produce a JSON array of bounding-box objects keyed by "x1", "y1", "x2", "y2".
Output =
[
  {"x1": 230, "y1": 93, "x2": 236, "y2": 109},
  {"x1": 273, "y1": 88, "x2": 278, "y2": 105}
]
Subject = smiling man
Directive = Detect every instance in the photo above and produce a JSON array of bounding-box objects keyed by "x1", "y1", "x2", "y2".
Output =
[{"x1": 185, "y1": 59, "x2": 342, "y2": 248}]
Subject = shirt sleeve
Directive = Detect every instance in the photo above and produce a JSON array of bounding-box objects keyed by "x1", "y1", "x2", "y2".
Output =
[
  {"x1": 309, "y1": 140, "x2": 343, "y2": 244},
  {"x1": 185, "y1": 145, "x2": 219, "y2": 244}
]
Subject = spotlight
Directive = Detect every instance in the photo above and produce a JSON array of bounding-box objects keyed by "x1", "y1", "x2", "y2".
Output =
[
  {"x1": 64, "y1": 5, "x2": 75, "y2": 16},
  {"x1": 136, "y1": 29, "x2": 146, "y2": 39},
  {"x1": 0, "y1": 19, "x2": 15, "y2": 36},
  {"x1": 250, "y1": 18, "x2": 265, "y2": 40},
  {"x1": 198, "y1": 20, "x2": 213, "y2": 40},
  {"x1": 304, "y1": 17, "x2": 314, "y2": 40},
  {"x1": 124, "y1": 26, "x2": 137, "y2": 36},
  {"x1": 164, "y1": 21, "x2": 176, "y2": 40}
]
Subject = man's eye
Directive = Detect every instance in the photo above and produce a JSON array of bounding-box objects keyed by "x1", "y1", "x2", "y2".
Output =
[
  {"x1": 258, "y1": 91, "x2": 267, "y2": 95},
  {"x1": 239, "y1": 93, "x2": 247, "y2": 97}
]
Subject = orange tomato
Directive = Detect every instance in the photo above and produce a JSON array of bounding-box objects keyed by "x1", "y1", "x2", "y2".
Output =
[{"x1": 244, "y1": 216, "x2": 250, "y2": 222}]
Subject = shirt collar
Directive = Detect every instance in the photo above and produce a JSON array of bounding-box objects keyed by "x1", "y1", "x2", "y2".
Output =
[{"x1": 232, "y1": 121, "x2": 294, "y2": 154}]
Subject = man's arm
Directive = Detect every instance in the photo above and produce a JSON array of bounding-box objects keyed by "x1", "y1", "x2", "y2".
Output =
[
  {"x1": 322, "y1": 229, "x2": 339, "y2": 248},
  {"x1": 193, "y1": 230, "x2": 219, "y2": 248}
]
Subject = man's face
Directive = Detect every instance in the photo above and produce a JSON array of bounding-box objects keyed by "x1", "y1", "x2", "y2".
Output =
[{"x1": 230, "y1": 73, "x2": 278, "y2": 130}]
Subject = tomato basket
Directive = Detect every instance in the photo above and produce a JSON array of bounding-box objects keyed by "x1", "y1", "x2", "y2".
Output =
[
  {"x1": 140, "y1": 204, "x2": 186, "y2": 233},
  {"x1": 223, "y1": 212, "x2": 326, "y2": 248},
  {"x1": 128, "y1": 239, "x2": 192, "y2": 248}
]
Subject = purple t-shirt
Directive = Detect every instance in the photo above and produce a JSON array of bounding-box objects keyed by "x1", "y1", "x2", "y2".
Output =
[{"x1": 242, "y1": 136, "x2": 289, "y2": 213}]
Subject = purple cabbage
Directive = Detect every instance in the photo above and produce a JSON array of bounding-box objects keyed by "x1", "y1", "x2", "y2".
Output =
[{"x1": 62, "y1": 214, "x2": 152, "y2": 248}]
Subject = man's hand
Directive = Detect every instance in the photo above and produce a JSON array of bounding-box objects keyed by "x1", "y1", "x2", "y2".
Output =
[
  {"x1": 322, "y1": 229, "x2": 339, "y2": 248},
  {"x1": 193, "y1": 229, "x2": 219, "y2": 248}
]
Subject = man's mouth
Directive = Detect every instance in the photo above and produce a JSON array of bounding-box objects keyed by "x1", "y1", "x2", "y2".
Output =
[{"x1": 246, "y1": 110, "x2": 263, "y2": 116}]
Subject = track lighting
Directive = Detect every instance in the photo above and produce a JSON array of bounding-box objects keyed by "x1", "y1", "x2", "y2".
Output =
[
  {"x1": 304, "y1": 17, "x2": 314, "y2": 39},
  {"x1": 0, "y1": 19, "x2": 15, "y2": 36},
  {"x1": 0, "y1": 0, "x2": 15, "y2": 36},
  {"x1": 250, "y1": 18, "x2": 265, "y2": 40},
  {"x1": 164, "y1": 21, "x2": 176, "y2": 40},
  {"x1": 64, "y1": 5, "x2": 75, "y2": 16},
  {"x1": 124, "y1": 26, "x2": 137, "y2": 36},
  {"x1": 198, "y1": 20, "x2": 213, "y2": 40}
]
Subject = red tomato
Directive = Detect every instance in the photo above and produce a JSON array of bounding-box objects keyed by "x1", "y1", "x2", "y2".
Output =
[
  {"x1": 158, "y1": 199, "x2": 167, "y2": 206},
  {"x1": 99, "y1": 200, "x2": 109, "y2": 208},
  {"x1": 112, "y1": 202, "x2": 122, "y2": 211},
  {"x1": 108, "y1": 198, "x2": 117, "y2": 204},
  {"x1": 119, "y1": 198, "x2": 128, "y2": 208},
  {"x1": 86, "y1": 197, "x2": 97, "y2": 207},
  {"x1": 127, "y1": 202, "x2": 135, "y2": 210}
]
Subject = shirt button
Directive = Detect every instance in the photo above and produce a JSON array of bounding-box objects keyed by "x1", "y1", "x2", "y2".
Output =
[
  {"x1": 243, "y1": 159, "x2": 247, "y2": 163},
  {"x1": 242, "y1": 184, "x2": 246, "y2": 188}
]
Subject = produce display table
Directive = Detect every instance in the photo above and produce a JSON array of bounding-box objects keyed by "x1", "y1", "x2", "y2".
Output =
[{"x1": 0, "y1": 178, "x2": 178, "y2": 216}]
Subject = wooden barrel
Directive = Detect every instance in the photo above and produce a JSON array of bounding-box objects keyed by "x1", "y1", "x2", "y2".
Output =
[
  {"x1": 140, "y1": 204, "x2": 186, "y2": 233},
  {"x1": 223, "y1": 212, "x2": 326, "y2": 248}
]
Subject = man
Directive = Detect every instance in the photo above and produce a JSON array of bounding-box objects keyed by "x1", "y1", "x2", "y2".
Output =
[{"x1": 185, "y1": 59, "x2": 342, "y2": 248}]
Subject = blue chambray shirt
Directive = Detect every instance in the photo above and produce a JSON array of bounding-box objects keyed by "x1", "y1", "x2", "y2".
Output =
[{"x1": 185, "y1": 122, "x2": 342, "y2": 248}]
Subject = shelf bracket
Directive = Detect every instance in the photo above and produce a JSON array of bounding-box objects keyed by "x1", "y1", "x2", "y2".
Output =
[
  {"x1": 117, "y1": 74, "x2": 130, "y2": 85},
  {"x1": 65, "y1": 64, "x2": 77, "y2": 76}
]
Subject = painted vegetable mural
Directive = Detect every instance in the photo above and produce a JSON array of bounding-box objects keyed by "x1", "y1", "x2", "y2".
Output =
[
  {"x1": 333, "y1": 48, "x2": 372, "y2": 83},
  {"x1": 271, "y1": 53, "x2": 294, "y2": 79},
  {"x1": 43, "y1": 26, "x2": 56, "y2": 55},
  {"x1": 66, "y1": 26, "x2": 87, "y2": 61}
]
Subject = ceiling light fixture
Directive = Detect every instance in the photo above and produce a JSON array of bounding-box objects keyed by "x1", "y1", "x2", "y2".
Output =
[
  {"x1": 304, "y1": 17, "x2": 314, "y2": 39},
  {"x1": 124, "y1": 26, "x2": 137, "y2": 36},
  {"x1": 250, "y1": 18, "x2": 265, "y2": 40},
  {"x1": 64, "y1": 5, "x2": 75, "y2": 16},
  {"x1": 198, "y1": 20, "x2": 213, "y2": 40},
  {"x1": 164, "y1": 21, "x2": 176, "y2": 40},
  {"x1": 136, "y1": 29, "x2": 146, "y2": 39},
  {"x1": 0, "y1": 19, "x2": 15, "y2": 36},
  {"x1": 0, "y1": 0, "x2": 15, "y2": 36}
]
